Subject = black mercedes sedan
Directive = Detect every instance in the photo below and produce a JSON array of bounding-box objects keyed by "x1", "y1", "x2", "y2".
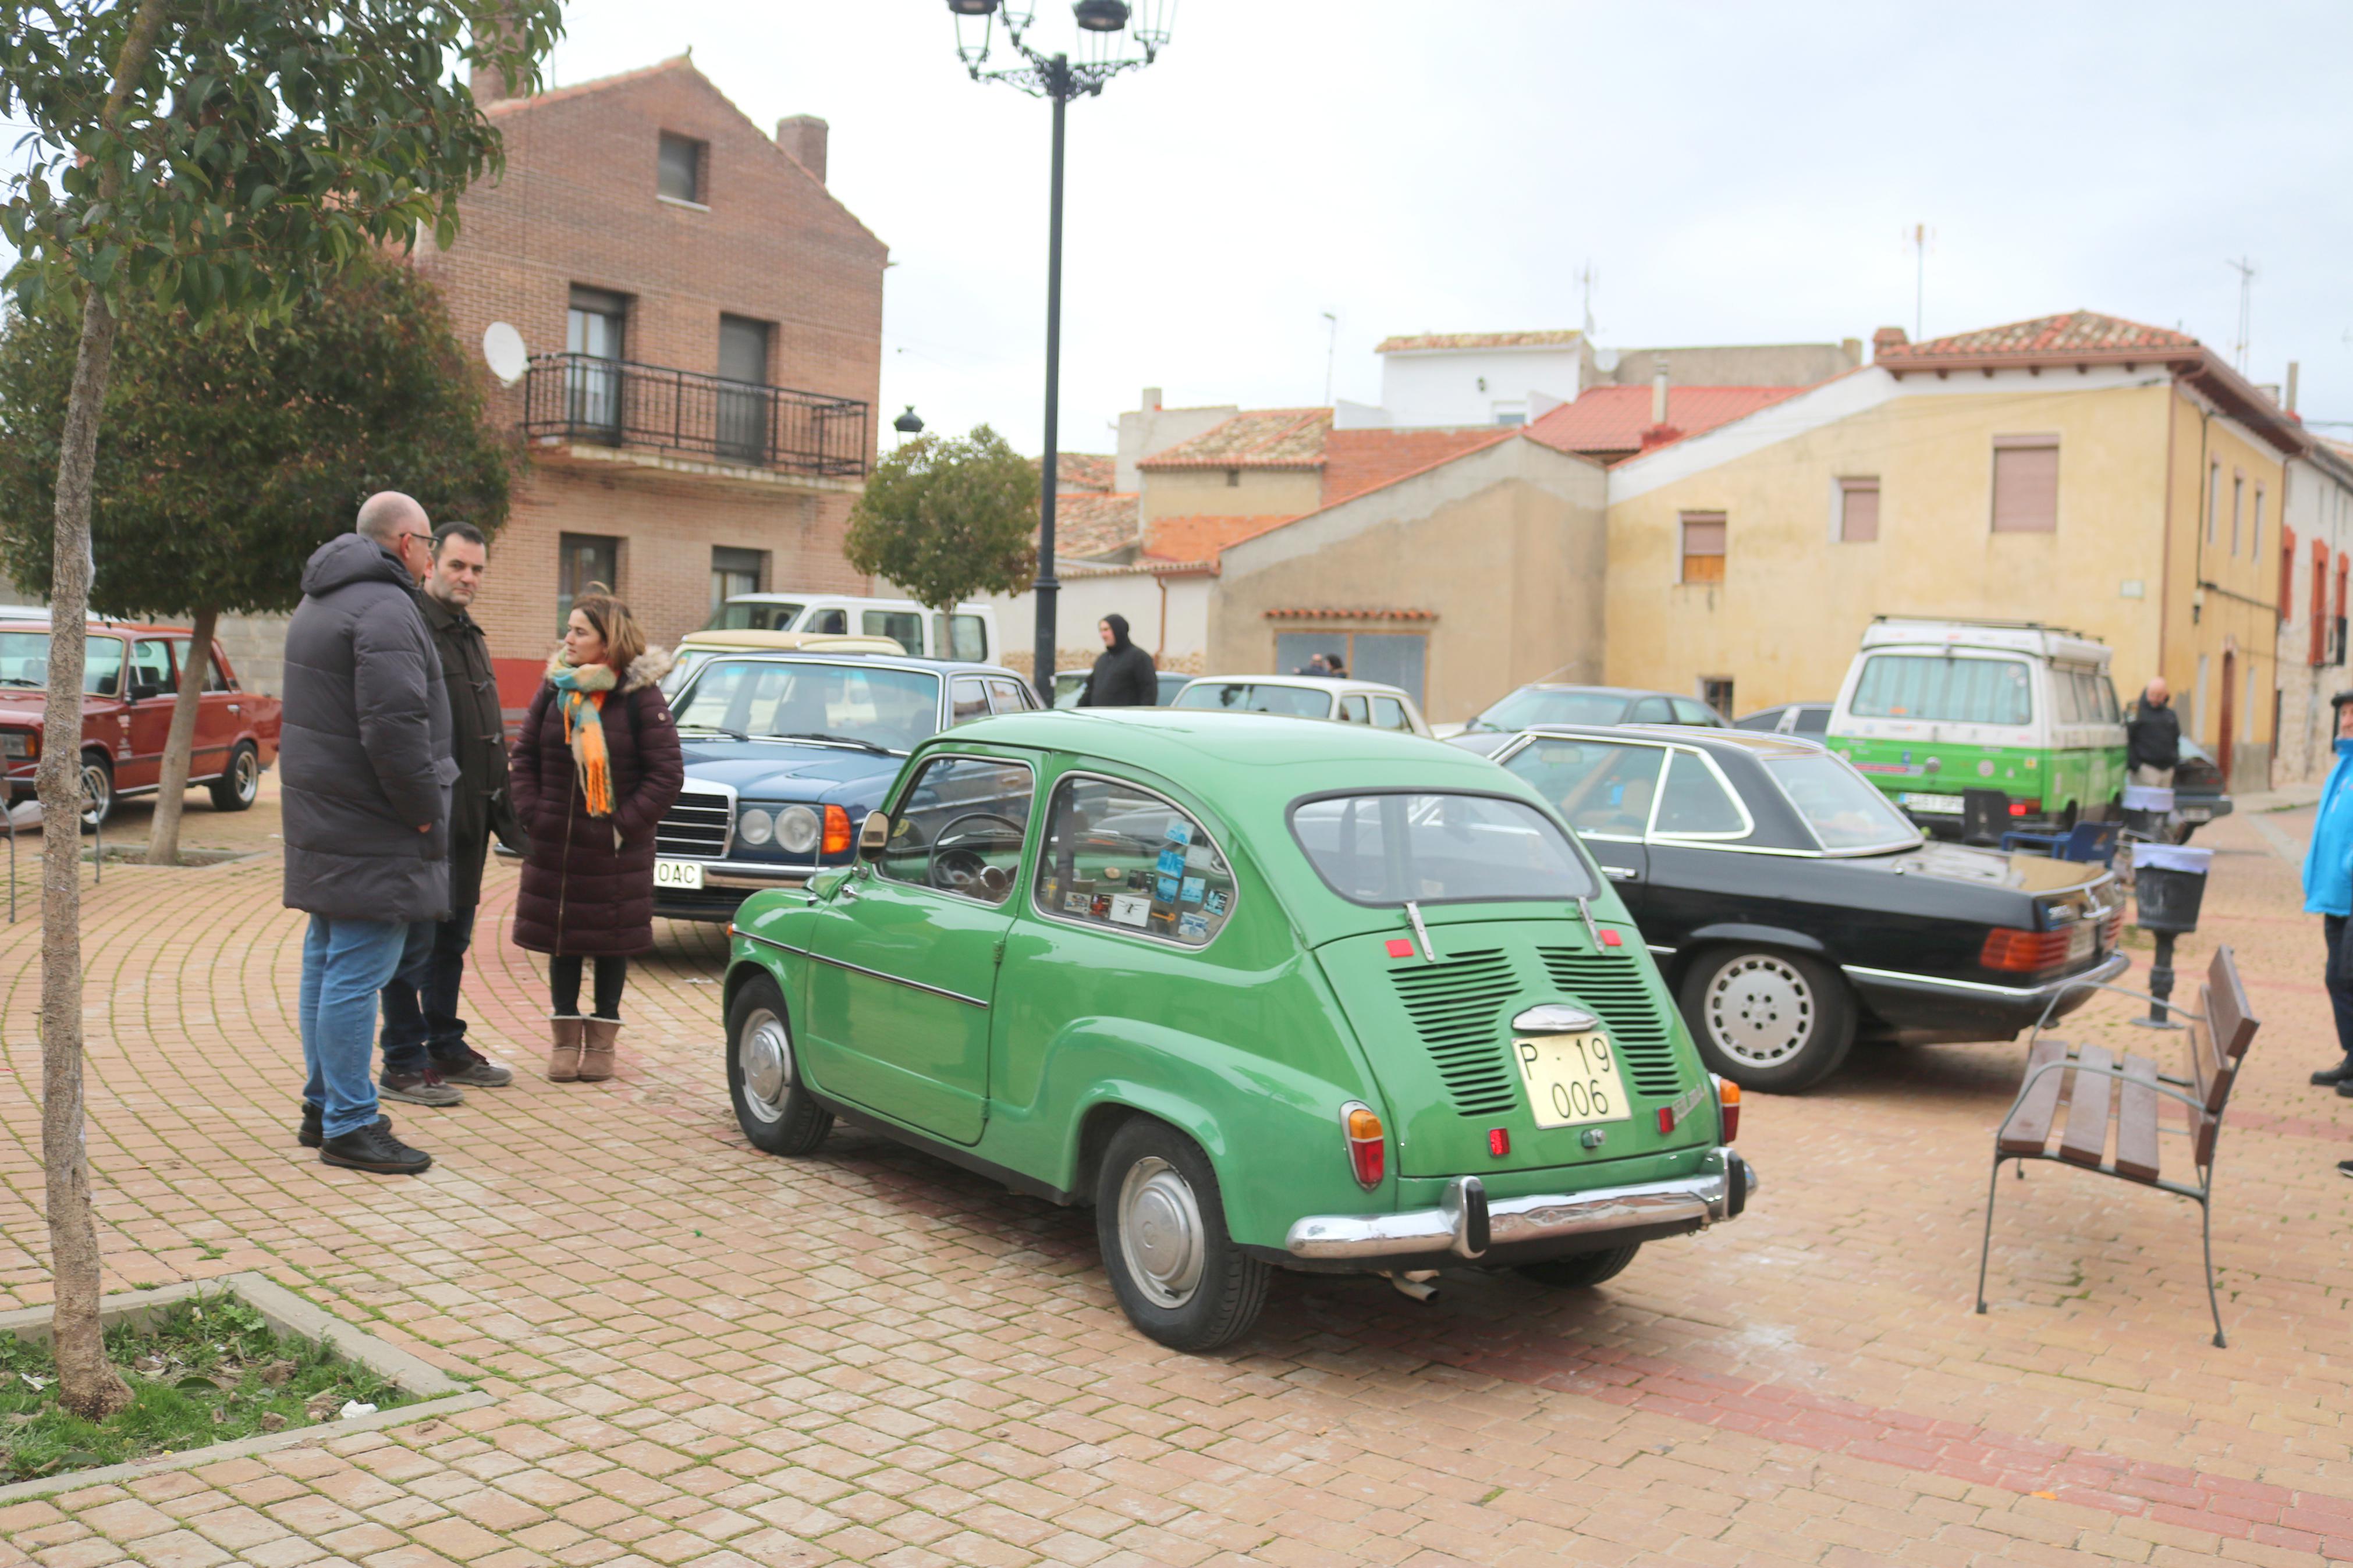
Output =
[{"x1": 1484, "y1": 726, "x2": 2128, "y2": 1091}]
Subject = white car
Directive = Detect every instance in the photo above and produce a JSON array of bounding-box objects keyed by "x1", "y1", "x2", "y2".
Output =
[
  {"x1": 709, "y1": 592, "x2": 999, "y2": 664},
  {"x1": 1170, "y1": 675, "x2": 1432, "y2": 736}
]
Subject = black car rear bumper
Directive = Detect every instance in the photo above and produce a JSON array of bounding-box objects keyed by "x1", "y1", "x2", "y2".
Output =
[{"x1": 1843, "y1": 951, "x2": 2129, "y2": 1043}]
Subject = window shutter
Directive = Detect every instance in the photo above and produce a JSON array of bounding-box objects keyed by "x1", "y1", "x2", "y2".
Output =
[
  {"x1": 2314, "y1": 542, "x2": 2330, "y2": 666},
  {"x1": 2280, "y1": 526, "x2": 2296, "y2": 624},
  {"x1": 1990, "y1": 439, "x2": 2059, "y2": 532},
  {"x1": 1680, "y1": 513, "x2": 1727, "y2": 584}
]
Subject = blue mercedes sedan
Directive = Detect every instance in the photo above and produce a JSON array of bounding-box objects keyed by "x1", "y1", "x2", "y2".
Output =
[{"x1": 652, "y1": 652, "x2": 1041, "y2": 920}]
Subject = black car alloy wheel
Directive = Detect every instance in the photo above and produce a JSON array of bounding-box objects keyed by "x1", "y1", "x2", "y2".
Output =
[{"x1": 1678, "y1": 947, "x2": 1855, "y2": 1093}]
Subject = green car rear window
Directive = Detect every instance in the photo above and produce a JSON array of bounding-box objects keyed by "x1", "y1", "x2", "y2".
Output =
[{"x1": 1290, "y1": 792, "x2": 1595, "y2": 906}]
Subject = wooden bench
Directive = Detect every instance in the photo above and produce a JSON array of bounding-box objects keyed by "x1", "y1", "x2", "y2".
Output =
[{"x1": 1975, "y1": 945, "x2": 2259, "y2": 1347}]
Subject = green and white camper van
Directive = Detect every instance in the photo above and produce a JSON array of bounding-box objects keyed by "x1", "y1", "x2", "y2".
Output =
[{"x1": 1824, "y1": 618, "x2": 2128, "y2": 836}]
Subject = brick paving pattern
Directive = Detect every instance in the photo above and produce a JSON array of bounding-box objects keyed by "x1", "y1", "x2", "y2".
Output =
[{"x1": 0, "y1": 782, "x2": 2347, "y2": 1566}]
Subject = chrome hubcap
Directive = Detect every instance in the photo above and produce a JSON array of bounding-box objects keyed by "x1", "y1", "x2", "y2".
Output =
[
  {"x1": 1117, "y1": 1157, "x2": 1205, "y2": 1309},
  {"x1": 1704, "y1": 955, "x2": 1815, "y2": 1067},
  {"x1": 738, "y1": 1008, "x2": 792, "y2": 1122},
  {"x1": 233, "y1": 751, "x2": 257, "y2": 799},
  {"x1": 80, "y1": 765, "x2": 107, "y2": 824}
]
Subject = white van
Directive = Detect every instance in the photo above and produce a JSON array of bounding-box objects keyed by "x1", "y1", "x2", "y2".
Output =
[
  {"x1": 1824, "y1": 617, "x2": 2127, "y2": 834},
  {"x1": 709, "y1": 593, "x2": 998, "y2": 663}
]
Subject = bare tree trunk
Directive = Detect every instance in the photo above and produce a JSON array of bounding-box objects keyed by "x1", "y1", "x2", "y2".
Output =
[
  {"x1": 36, "y1": 291, "x2": 132, "y2": 1421},
  {"x1": 36, "y1": 0, "x2": 171, "y2": 1422},
  {"x1": 144, "y1": 604, "x2": 218, "y2": 866}
]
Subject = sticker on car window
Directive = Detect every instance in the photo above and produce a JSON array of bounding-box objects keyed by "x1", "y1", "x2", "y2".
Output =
[
  {"x1": 1155, "y1": 873, "x2": 1181, "y2": 901},
  {"x1": 1180, "y1": 875, "x2": 1205, "y2": 904},
  {"x1": 1178, "y1": 912, "x2": 1210, "y2": 940},
  {"x1": 1165, "y1": 821, "x2": 1193, "y2": 845},
  {"x1": 1205, "y1": 889, "x2": 1229, "y2": 915},
  {"x1": 1063, "y1": 891, "x2": 1090, "y2": 913},
  {"x1": 1156, "y1": 847, "x2": 1186, "y2": 876},
  {"x1": 1109, "y1": 893, "x2": 1151, "y2": 928}
]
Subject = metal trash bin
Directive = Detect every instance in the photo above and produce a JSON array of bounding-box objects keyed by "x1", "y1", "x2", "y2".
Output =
[
  {"x1": 2121, "y1": 783, "x2": 2175, "y2": 842},
  {"x1": 2134, "y1": 842, "x2": 2211, "y2": 933}
]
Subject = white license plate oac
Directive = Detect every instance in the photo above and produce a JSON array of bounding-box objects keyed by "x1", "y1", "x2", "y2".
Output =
[
  {"x1": 654, "y1": 857, "x2": 705, "y2": 891},
  {"x1": 1511, "y1": 1032, "x2": 1634, "y2": 1130}
]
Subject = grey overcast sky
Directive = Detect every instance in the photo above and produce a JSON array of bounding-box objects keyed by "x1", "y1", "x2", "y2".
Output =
[{"x1": 536, "y1": 0, "x2": 2353, "y2": 455}]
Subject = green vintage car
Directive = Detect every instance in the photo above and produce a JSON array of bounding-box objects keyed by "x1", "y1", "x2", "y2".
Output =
[{"x1": 721, "y1": 710, "x2": 1755, "y2": 1349}]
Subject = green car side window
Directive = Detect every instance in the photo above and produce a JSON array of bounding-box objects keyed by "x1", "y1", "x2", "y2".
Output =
[
  {"x1": 1034, "y1": 773, "x2": 1237, "y2": 945},
  {"x1": 879, "y1": 755, "x2": 1035, "y2": 905}
]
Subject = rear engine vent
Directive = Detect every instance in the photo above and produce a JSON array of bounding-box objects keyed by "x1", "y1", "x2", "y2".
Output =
[
  {"x1": 1389, "y1": 948, "x2": 1521, "y2": 1118},
  {"x1": 1536, "y1": 948, "x2": 1682, "y2": 1097}
]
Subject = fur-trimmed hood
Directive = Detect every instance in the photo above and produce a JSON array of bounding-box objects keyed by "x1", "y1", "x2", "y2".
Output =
[{"x1": 544, "y1": 646, "x2": 675, "y2": 693}]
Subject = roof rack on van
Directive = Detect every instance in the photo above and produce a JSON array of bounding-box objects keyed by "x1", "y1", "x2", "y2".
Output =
[{"x1": 1871, "y1": 613, "x2": 2096, "y2": 641}]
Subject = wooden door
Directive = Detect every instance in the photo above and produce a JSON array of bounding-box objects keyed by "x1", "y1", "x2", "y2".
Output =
[{"x1": 2217, "y1": 651, "x2": 2236, "y2": 787}]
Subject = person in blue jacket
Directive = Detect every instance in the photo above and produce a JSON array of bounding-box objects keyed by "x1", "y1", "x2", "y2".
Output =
[{"x1": 2302, "y1": 692, "x2": 2353, "y2": 1176}]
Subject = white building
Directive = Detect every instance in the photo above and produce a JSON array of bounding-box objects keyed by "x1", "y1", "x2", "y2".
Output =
[{"x1": 2275, "y1": 431, "x2": 2353, "y2": 783}]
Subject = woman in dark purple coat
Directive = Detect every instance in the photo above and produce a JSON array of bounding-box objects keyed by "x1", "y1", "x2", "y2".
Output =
[{"x1": 509, "y1": 590, "x2": 684, "y2": 1081}]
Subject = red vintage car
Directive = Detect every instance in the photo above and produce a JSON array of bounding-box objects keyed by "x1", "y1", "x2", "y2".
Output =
[{"x1": 0, "y1": 614, "x2": 284, "y2": 827}]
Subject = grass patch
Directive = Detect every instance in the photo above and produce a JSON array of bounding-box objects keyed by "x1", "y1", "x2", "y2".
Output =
[{"x1": 0, "y1": 1297, "x2": 404, "y2": 1483}]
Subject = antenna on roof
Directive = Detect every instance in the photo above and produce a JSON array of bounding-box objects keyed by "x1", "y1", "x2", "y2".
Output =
[
  {"x1": 1577, "y1": 262, "x2": 1598, "y2": 339},
  {"x1": 2226, "y1": 257, "x2": 2257, "y2": 374},
  {"x1": 1321, "y1": 311, "x2": 1337, "y2": 407},
  {"x1": 1904, "y1": 224, "x2": 1933, "y2": 340}
]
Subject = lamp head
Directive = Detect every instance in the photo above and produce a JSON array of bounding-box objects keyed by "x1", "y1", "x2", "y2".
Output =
[
  {"x1": 945, "y1": 0, "x2": 999, "y2": 15},
  {"x1": 893, "y1": 406, "x2": 925, "y2": 435},
  {"x1": 1073, "y1": 0, "x2": 1129, "y2": 30}
]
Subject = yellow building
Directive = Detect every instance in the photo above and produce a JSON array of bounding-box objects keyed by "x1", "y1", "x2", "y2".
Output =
[{"x1": 1602, "y1": 312, "x2": 2308, "y2": 789}]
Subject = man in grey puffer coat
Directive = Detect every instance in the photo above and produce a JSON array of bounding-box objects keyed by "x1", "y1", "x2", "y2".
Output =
[{"x1": 281, "y1": 492, "x2": 455, "y2": 1175}]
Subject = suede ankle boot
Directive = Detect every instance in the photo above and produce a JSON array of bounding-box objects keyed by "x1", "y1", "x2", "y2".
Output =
[
  {"x1": 580, "y1": 1016, "x2": 620, "y2": 1082},
  {"x1": 547, "y1": 1015, "x2": 587, "y2": 1082}
]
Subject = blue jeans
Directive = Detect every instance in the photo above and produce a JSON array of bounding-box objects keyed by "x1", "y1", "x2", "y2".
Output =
[
  {"x1": 380, "y1": 908, "x2": 478, "y2": 1076},
  {"x1": 299, "y1": 915, "x2": 409, "y2": 1139}
]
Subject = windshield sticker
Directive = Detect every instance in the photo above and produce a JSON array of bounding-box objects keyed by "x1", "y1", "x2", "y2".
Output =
[
  {"x1": 1205, "y1": 888, "x2": 1229, "y2": 915},
  {"x1": 1155, "y1": 873, "x2": 1182, "y2": 901},
  {"x1": 1088, "y1": 894, "x2": 1112, "y2": 918},
  {"x1": 1185, "y1": 845, "x2": 1216, "y2": 869},
  {"x1": 1156, "y1": 848, "x2": 1186, "y2": 876},
  {"x1": 1180, "y1": 876, "x2": 1205, "y2": 904},
  {"x1": 1109, "y1": 893, "x2": 1150, "y2": 928},
  {"x1": 1062, "y1": 891, "x2": 1091, "y2": 913},
  {"x1": 1165, "y1": 821, "x2": 1193, "y2": 845},
  {"x1": 1177, "y1": 911, "x2": 1211, "y2": 940}
]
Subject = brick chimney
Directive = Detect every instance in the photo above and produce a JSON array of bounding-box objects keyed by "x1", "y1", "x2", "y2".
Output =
[
  {"x1": 776, "y1": 115, "x2": 828, "y2": 184},
  {"x1": 1650, "y1": 354, "x2": 1670, "y2": 426},
  {"x1": 1872, "y1": 326, "x2": 1909, "y2": 361},
  {"x1": 468, "y1": 6, "x2": 520, "y2": 106}
]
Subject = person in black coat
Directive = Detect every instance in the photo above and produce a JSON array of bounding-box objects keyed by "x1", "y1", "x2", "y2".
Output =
[
  {"x1": 1078, "y1": 614, "x2": 1159, "y2": 707},
  {"x1": 280, "y1": 494, "x2": 453, "y2": 1176},
  {"x1": 2126, "y1": 677, "x2": 2181, "y2": 785},
  {"x1": 378, "y1": 522, "x2": 528, "y2": 1107}
]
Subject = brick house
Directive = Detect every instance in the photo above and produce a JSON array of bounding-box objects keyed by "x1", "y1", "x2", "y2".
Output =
[{"x1": 416, "y1": 54, "x2": 885, "y2": 701}]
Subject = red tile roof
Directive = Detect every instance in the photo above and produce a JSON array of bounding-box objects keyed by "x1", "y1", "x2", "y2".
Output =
[
  {"x1": 1877, "y1": 311, "x2": 2200, "y2": 364},
  {"x1": 1376, "y1": 330, "x2": 1584, "y2": 355},
  {"x1": 1142, "y1": 515, "x2": 1299, "y2": 566},
  {"x1": 1320, "y1": 428, "x2": 1519, "y2": 507},
  {"x1": 1038, "y1": 452, "x2": 1116, "y2": 491},
  {"x1": 1138, "y1": 410, "x2": 1332, "y2": 470},
  {"x1": 1522, "y1": 385, "x2": 1804, "y2": 460},
  {"x1": 1037, "y1": 492, "x2": 1140, "y2": 560}
]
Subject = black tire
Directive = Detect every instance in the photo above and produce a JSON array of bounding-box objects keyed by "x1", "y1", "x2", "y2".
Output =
[
  {"x1": 1094, "y1": 1118, "x2": 1270, "y2": 1352},
  {"x1": 79, "y1": 751, "x2": 112, "y2": 831},
  {"x1": 726, "y1": 973, "x2": 832, "y2": 1156},
  {"x1": 1677, "y1": 945, "x2": 1855, "y2": 1092},
  {"x1": 1516, "y1": 1242, "x2": 1641, "y2": 1289},
  {"x1": 208, "y1": 742, "x2": 260, "y2": 812}
]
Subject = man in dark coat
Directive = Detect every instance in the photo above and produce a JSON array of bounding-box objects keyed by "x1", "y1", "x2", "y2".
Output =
[
  {"x1": 1077, "y1": 614, "x2": 1159, "y2": 707},
  {"x1": 378, "y1": 522, "x2": 526, "y2": 1104},
  {"x1": 281, "y1": 492, "x2": 454, "y2": 1176},
  {"x1": 2126, "y1": 677, "x2": 2181, "y2": 785}
]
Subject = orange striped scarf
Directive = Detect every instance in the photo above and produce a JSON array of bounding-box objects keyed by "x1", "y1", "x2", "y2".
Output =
[{"x1": 548, "y1": 660, "x2": 618, "y2": 817}]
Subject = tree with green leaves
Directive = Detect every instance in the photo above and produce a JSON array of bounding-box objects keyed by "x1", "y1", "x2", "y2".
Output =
[
  {"x1": 0, "y1": 0, "x2": 559, "y2": 1419},
  {"x1": 0, "y1": 253, "x2": 517, "y2": 864},
  {"x1": 843, "y1": 425, "x2": 1039, "y2": 631}
]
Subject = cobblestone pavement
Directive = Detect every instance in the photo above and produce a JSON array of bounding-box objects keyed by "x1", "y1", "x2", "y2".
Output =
[{"x1": 0, "y1": 781, "x2": 2346, "y2": 1567}]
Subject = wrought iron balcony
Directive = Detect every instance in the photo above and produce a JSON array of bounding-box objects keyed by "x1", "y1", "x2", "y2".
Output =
[{"x1": 521, "y1": 353, "x2": 869, "y2": 479}]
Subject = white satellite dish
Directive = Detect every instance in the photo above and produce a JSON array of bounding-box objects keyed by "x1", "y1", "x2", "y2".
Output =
[{"x1": 482, "y1": 322, "x2": 528, "y2": 386}]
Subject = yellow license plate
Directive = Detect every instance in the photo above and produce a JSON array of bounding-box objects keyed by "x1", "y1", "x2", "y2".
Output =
[{"x1": 1511, "y1": 1033, "x2": 1632, "y2": 1129}]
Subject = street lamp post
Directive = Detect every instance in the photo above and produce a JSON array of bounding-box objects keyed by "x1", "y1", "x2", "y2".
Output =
[{"x1": 945, "y1": 1, "x2": 1173, "y2": 700}]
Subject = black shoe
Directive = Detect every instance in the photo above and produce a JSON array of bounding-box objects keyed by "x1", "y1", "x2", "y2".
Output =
[
  {"x1": 379, "y1": 1067, "x2": 464, "y2": 1107},
  {"x1": 2340, "y1": 1160, "x2": 2353, "y2": 1179},
  {"x1": 431, "y1": 1047, "x2": 513, "y2": 1089},
  {"x1": 2313, "y1": 1058, "x2": 2353, "y2": 1087},
  {"x1": 318, "y1": 1122, "x2": 432, "y2": 1175},
  {"x1": 2339, "y1": 1079, "x2": 2353, "y2": 1100},
  {"x1": 297, "y1": 1104, "x2": 391, "y2": 1149}
]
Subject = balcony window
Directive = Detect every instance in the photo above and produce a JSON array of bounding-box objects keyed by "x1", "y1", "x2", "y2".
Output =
[
  {"x1": 716, "y1": 315, "x2": 773, "y2": 464},
  {"x1": 1991, "y1": 436, "x2": 2059, "y2": 534},
  {"x1": 1836, "y1": 477, "x2": 1879, "y2": 543},
  {"x1": 566, "y1": 286, "x2": 628, "y2": 436},
  {"x1": 658, "y1": 132, "x2": 705, "y2": 204}
]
